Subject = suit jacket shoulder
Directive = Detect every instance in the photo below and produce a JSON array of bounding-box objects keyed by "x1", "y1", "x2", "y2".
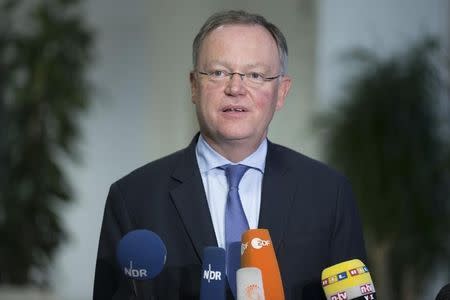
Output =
[
  {"x1": 261, "y1": 141, "x2": 367, "y2": 299},
  {"x1": 267, "y1": 141, "x2": 349, "y2": 185},
  {"x1": 94, "y1": 137, "x2": 217, "y2": 299}
]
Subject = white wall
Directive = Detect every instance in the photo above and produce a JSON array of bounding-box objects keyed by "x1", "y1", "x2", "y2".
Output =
[
  {"x1": 51, "y1": 1, "x2": 153, "y2": 299},
  {"x1": 317, "y1": 0, "x2": 449, "y2": 109}
]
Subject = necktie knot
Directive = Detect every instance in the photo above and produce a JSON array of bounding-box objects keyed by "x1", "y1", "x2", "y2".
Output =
[{"x1": 223, "y1": 164, "x2": 250, "y2": 189}]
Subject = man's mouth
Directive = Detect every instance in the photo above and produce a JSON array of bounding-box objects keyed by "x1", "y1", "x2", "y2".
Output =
[{"x1": 222, "y1": 106, "x2": 247, "y2": 112}]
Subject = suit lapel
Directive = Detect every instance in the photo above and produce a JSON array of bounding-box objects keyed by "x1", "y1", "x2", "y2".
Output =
[
  {"x1": 169, "y1": 136, "x2": 217, "y2": 261},
  {"x1": 168, "y1": 137, "x2": 296, "y2": 260},
  {"x1": 258, "y1": 142, "x2": 296, "y2": 252}
]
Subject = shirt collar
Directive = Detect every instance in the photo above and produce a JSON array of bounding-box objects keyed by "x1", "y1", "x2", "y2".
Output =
[{"x1": 196, "y1": 134, "x2": 267, "y2": 173}]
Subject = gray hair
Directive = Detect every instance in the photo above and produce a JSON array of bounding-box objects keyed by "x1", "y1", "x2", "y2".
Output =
[{"x1": 192, "y1": 10, "x2": 288, "y2": 74}]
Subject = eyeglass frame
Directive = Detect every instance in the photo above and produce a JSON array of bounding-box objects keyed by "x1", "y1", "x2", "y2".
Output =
[{"x1": 195, "y1": 70, "x2": 283, "y2": 85}]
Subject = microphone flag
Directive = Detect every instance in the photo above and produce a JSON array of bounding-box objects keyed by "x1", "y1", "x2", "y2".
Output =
[
  {"x1": 200, "y1": 246, "x2": 226, "y2": 300},
  {"x1": 321, "y1": 259, "x2": 376, "y2": 300},
  {"x1": 116, "y1": 229, "x2": 167, "y2": 280},
  {"x1": 241, "y1": 228, "x2": 285, "y2": 300}
]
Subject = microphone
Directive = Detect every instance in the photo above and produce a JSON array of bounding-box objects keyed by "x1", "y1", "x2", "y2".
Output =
[
  {"x1": 321, "y1": 259, "x2": 376, "y2": 300},
  {"x1": 200, "y1": 247, "x2": 226, "y2": 300},
  {"x1": 116, "y1": 229, "x2": 167, "y2": 299},
  {"x1": 236, "y1": 267, "x2": 265, "y2": 300},
  {"x1": 436, "y1": 283, "x2": 450, "y2": 300},
  {"x1": 241, "y1": 229, "x2": 285, "y2": 300}
]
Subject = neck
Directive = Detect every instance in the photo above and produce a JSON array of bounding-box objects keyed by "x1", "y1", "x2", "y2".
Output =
[{"x1": 202, "y1": 135, "x2": 265, "y2": 163}]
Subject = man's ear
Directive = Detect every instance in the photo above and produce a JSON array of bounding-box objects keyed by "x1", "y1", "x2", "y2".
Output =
[
  {"x1": 276, "y1": 75, "x2": 292, "y2": 110},
  {"x1": 190, "y1": 71, "x2": 198, "y2": 103}
]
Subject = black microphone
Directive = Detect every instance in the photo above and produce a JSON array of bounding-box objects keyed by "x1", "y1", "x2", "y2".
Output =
[
  {"x1": 116, "y1": 229, "x2": 167, "y2": 299},
  {"x1": 436, "y1": 283, "x2": 450, "y2": 300}
]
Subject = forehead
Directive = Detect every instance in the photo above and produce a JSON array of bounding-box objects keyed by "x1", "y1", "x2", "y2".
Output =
[{"x1": 198, "y1": 24, "x2": 279, "y2": 68}]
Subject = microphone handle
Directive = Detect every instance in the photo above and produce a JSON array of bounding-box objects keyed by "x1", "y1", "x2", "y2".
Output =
[{"x1": 132, "y1": 280, "x2": 157, "y2": 300}]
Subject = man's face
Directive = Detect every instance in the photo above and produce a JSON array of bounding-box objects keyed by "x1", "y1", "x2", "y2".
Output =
[{"x1": 190, "y1": 24, "x2": 291, "y2": 151}]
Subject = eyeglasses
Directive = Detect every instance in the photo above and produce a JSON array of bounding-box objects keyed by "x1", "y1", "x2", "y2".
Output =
[{"x1": 196, "y1": 70, "x2": 282, "y2": 86}]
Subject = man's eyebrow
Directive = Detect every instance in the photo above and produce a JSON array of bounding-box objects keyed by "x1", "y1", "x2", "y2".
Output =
[
  {"x1": 204, "y1": 61, "x2": 270, "y2": 70},
  {"x1": 244, "y1": 63, "x2": 266, "y2": 69}
]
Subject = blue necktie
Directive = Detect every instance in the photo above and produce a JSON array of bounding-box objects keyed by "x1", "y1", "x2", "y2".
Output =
[
  {"x1": 222, "y1": 164, "x2": 250, "y2": 298},
  {"x1": 223, "y1": 164, "x2": 250, "y2": 248}
]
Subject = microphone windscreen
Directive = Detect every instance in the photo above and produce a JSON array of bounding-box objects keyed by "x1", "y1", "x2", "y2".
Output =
[
  {"x1": 200, "y1": 247, "x2": 226, "y2": 300},
  {"x1": 116, "y1": 229, "x2": 167, "y2": 280},
  {"x1": 226, "y1": 241, "x2": 242, "y2": 298},
  {"x1": 236, "y1": 267, "x2": 265, "y2": 300},
  {"x1": 321, "y1": 259, "x2": 376, "y2": 300},
  {"x1": 241, "y1": 229, "x2": 285, "y2": 300},
  {"x1": 436, "y1": 283, "x2": 450, "y2": 300}
]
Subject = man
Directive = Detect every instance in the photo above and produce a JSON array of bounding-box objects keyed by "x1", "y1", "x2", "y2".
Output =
[{"x1": 93, "y1": 10, "x2": 367, "y2": 299}]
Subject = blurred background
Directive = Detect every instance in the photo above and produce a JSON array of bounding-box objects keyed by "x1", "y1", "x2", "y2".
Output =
[{"x1": 1, "y1": 0, "x2": 449, "y2": 299}]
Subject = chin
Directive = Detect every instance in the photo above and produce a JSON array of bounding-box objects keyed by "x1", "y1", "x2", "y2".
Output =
[{"x1": 218, "y1": 130, "x2": 259, "y2": 143}]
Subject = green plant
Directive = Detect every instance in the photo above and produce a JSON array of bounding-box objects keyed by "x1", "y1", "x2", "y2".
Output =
[
  {"x1": 319, "y1": 37, "x2": 450, "y2": 299},
  {"x1": 0, "y1": 0, "x2": 93, "y2": 285}
]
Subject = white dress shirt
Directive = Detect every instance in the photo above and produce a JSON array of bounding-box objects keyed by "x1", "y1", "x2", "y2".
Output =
[{"x1": 195, "y1": 134, "x2": 267, "y2": 249}]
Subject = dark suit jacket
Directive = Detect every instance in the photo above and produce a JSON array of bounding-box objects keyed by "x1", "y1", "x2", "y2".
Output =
[{"x1": 93, "y1": 136, "x2": 367, "y2": 299}]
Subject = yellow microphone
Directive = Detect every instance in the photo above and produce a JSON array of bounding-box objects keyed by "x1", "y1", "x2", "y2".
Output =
[{"x1": 321, "y1": 259, "x2": 376, "y2": 300}]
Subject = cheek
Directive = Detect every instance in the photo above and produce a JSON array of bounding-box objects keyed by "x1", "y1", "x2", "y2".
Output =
[
  {"x1": 200, "y1": 83, "x2": 224, "y2": 102},
  {"x1": 253, "y1": 90, "x2": 279, "y2": 112},
  {"x1": 197, "y1": 89, "x2": 218, "y2": 116}
]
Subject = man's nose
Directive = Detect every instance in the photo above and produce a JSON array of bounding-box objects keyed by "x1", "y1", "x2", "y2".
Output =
[{"x1": 225, "y1": 73, "x2": 247, "y2": 95}]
